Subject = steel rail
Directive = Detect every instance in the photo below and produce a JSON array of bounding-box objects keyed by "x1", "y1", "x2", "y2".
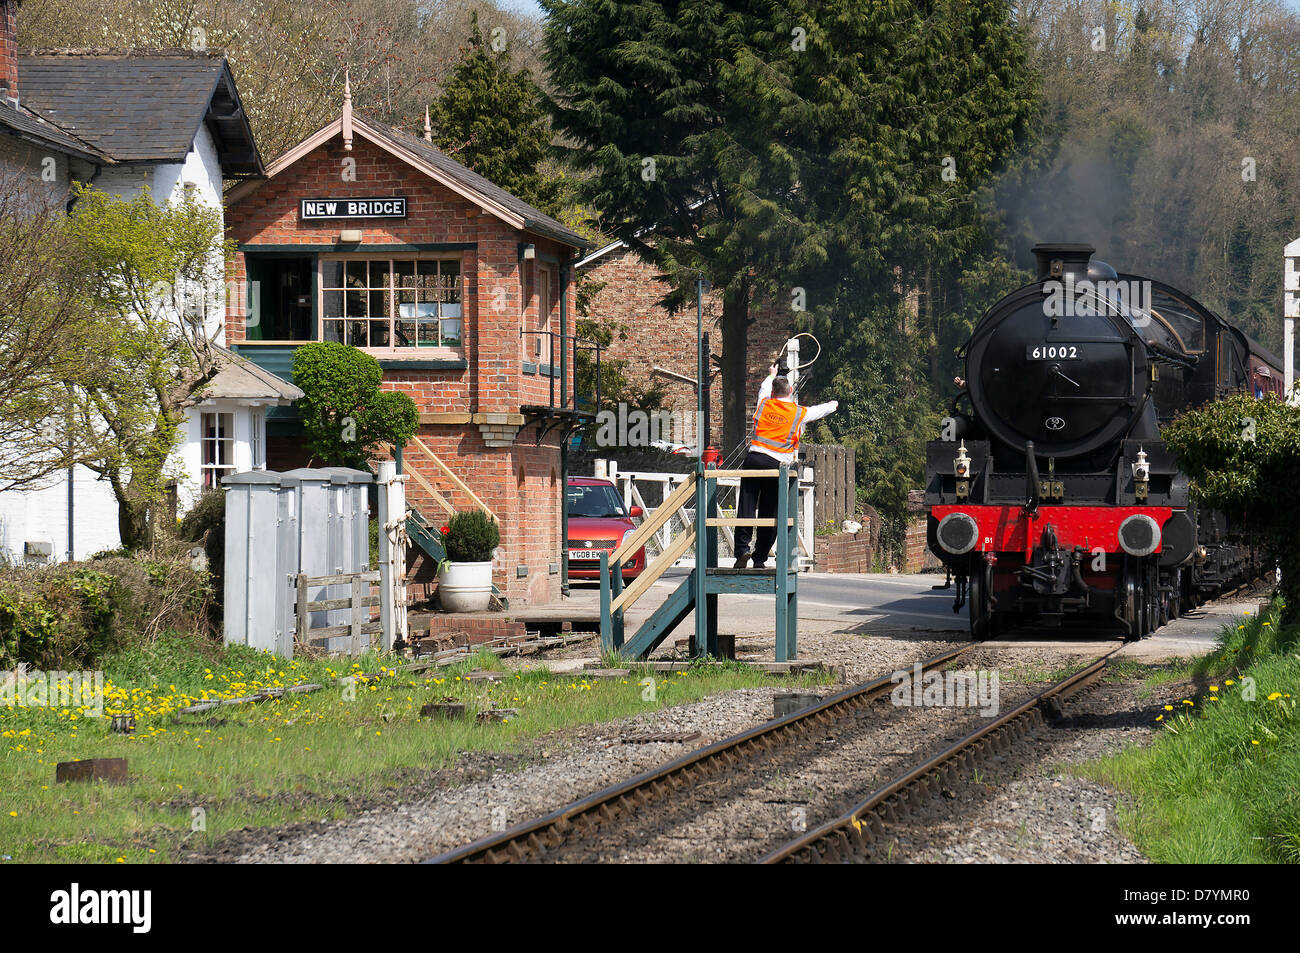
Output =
[
  {"x1": 758, "y1": 646, "x2": 1121, "y2": 864},
  {"x1": 427, "y1": 643, "x2": 976, "y2": 864}
]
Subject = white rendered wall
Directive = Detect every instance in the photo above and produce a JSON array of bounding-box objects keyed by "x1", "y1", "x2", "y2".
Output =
[
  {"x1": 0, "y1": 125, "x2": 242, "y2": 560},
  {"x1": 0, "y1": 465, "x2": 121, "y2": 563},
  {"x1": 96, "y1": 123, "x2": 227, "y2": 345},
  {"x1": 176, "y1": 402, "x2": 264, "y2": 515},
  {"x1": 0, "y1": 135, "x2": 74, "y2": 195}
]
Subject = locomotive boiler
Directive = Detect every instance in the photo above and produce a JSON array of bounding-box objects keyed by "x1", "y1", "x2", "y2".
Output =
[{"x1": 925, "y1": 243, "x2": 1271, "y2": 639}]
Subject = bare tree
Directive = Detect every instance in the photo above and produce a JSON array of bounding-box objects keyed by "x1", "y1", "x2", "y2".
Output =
[{"x1": 0, "y1": 168, "x2": 95, "y2": 492}]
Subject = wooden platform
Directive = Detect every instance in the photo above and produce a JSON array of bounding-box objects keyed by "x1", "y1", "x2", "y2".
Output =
[{"x1": 504, "y1": 603, "x2": 601, "y2": 635}]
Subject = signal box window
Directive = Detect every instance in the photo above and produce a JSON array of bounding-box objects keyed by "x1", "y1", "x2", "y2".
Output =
[{"x1": 320, "y1": 257, "x2": 462, "y2": 350}]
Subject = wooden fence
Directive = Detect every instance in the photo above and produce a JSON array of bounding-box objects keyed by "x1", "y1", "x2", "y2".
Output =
[
  {"x1": 802, "y1": 444, "x2": 855, "y2": 529},
  {"x1": 294, "y1": 570, "x2": 382, "y2": 654}
]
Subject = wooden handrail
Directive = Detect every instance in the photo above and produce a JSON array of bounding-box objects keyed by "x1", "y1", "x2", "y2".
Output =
[
  {"x1": 611, "y1": 527, "x2": 695, "y2": 615},
  {"x1": 404, "y1": 464, "x2": 457, "y2": 517},
  {"x1": 407, "y1": 436, "x2": 499, "y2": 523},
  {"x1": 610, "y1": 473, "x2": 697, "y2": 566}
]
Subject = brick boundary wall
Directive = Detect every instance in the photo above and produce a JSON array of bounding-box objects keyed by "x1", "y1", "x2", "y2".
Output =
[
  {"x1": 814, "y1": 529, "x2": 876, "y2": 573},
  {"x1": 903, "y1": 519, "x2": 944, "y2": 573},
  {"x1": 579, "y1": 245, "x2": 804, "y2": 452}
]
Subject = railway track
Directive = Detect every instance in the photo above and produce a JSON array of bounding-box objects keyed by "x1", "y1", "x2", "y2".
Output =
[
  {"x1": 760, "y1": 646, "x2": 1119, "y2": 863},
  {"x1": 429, "y1": 642, "x2": 1123, "y2": 864},
  {"x1": 428, "y1": 643, "x2": 977, "y2": 863}
]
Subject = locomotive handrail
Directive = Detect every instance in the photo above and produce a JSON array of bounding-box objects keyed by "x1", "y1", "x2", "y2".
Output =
[{"x1": 1147, "y1": 339, "x2": 1198, "y2": 369}]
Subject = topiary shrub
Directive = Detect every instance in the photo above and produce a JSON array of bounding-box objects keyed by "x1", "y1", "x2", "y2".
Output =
[
  {"x1": 292, "y1": 342, "x2": 419, "y2": 470},
  {"x1": 442, "y1": 510, "x2": 500, "y2": 563}
]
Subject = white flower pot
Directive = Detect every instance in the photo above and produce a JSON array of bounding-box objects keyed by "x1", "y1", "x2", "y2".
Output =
[{"x1": 437, "y1": 560, "x2": 494, "y2": 612}]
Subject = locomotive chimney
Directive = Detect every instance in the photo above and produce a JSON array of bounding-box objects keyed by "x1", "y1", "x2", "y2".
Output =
[{"x1": 1032, "y1": 243, "x2": 1095, "y2": 284}]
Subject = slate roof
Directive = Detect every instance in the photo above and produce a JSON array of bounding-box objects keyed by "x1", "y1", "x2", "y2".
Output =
[
  {"x1": 360, "y1": 115, "x2": 588, "y2": 249},
  {"x1": 12, "y1": 50, "x2": 262, "y2": 175},
  {"x1": 200, "y1": 346, "x2": 303, "y2": 403},
  {"x1": 0, "y1": 99, "x2": 106, "y2": 162}
]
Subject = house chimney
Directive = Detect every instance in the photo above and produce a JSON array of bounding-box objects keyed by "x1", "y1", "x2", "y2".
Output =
[{"x1": 0, "y1": 0, "x2": 19, "y2": 106}]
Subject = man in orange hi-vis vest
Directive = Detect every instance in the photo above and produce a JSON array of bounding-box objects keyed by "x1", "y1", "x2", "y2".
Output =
[{"x1": 734, "y1": 363, "x2": 839, "y2": 569}]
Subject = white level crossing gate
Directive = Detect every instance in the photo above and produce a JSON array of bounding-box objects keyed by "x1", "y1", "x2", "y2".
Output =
[{"x1": 594, "y1": 459, "x2": 816, "y2": 570}]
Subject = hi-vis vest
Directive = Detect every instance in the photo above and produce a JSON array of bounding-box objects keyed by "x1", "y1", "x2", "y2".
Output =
[{"x1": 751, "y1": 397, "x2": 808, "y2": 455}]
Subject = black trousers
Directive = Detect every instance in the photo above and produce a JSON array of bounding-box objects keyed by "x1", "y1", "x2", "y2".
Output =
[{"x1": 735, "y1": 450, "x2": 782, "y2": 561}]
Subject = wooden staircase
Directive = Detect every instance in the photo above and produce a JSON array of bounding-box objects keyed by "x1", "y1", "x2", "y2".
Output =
[{"x1": 397, "y1": 438, "x2": 507, "y2": 609}]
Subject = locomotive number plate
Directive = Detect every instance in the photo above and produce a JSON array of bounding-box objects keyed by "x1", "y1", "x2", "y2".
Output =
[{"x1": 1026, "y1": 344, "x2": 1082, "y2": 360}]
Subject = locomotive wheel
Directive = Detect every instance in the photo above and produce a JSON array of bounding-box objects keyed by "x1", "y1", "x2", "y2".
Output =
[
  {"x1": 1122, "y1": 561, "x2": 1143, "y2": 641},
  {"x1": 968, "y1": 565, "x2": 986, "y2": 640},
  {"x1": 1146, "y1": 564, "x2": 1161, "y2": 633},
  {"x1": 968, "y1": 561, "x2": 995, "y2": 640}
]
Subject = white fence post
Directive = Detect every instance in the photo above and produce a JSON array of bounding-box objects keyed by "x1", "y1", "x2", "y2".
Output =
[
  {"x1": 800, "y1": 469, "x2": 815, "y2": 570},
  {"x1": 1285, "y1": 238, "x2": 1299, "y2": 403},
  {"x1": 376, "y1": 460, "x2": 408, "y2": 652}
]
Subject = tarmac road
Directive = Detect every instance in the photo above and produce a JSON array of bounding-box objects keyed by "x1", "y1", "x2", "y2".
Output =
[{"x1": 554, "y1": 568, "x2": 1255, "y2": 660}]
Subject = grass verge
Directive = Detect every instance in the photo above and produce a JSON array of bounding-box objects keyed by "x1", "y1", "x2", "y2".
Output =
[
  {"x1": 1, "y1": 635, "x2": 827, "y2": 863},
  {"x1": 1075, "y1": 599, "x2": 1300, "y2": 863}
]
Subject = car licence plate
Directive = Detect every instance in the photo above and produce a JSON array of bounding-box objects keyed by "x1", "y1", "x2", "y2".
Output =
[{"x1": 568, "y1": 549, "x2": 603, "y2": 560}]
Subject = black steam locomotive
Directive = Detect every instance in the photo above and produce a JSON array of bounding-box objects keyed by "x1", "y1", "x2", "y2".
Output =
[{"x1": 925, "y1": 243, "x2": 1278, "y2": 639}]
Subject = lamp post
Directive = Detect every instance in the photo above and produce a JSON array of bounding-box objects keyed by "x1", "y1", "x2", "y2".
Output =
[{"x1": 696, "y1": 274, "x2": 711, "y2": 454}]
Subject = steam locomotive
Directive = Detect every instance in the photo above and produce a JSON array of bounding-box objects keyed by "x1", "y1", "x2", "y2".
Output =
[{"x1": 925, "y1": 243, "x2": 1280, "y2": 639}]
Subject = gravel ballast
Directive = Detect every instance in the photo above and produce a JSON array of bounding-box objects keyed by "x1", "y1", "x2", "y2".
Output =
[{"x1": 183, "y1": 595, "x2": 1255, "y2": 864}]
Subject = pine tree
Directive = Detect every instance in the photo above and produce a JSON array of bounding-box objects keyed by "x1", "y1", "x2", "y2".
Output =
[
  {"x1": 544, "y1": 0, "x2": 1036, "y2": 513},
  {"x1": 429, "y1": 12, "x2": 557, "y2": 214}
]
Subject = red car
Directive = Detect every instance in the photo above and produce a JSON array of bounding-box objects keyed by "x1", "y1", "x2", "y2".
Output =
[{"x1": 566, "y1": 477, "x2": 646, "y2": 581}]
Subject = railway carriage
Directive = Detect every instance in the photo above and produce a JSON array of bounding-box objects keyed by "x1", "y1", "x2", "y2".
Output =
[{"x1": 925, "y1": 243, "x2": 1278, "y2": 639}]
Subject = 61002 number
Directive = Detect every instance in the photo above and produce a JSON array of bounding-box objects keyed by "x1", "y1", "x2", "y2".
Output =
[{"x1": 1026, "y1": 344, "x2": 1081, "y2": 360}]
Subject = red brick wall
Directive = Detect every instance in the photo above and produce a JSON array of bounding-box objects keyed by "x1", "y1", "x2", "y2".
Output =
[
  {"x1": 814, "y1": 529, "x2": 876, "y2": 573},
  {"x1": 903, "y1": 518, "x2": 942, "y2": 573},
  {"x1": 579, "y1": 244, "x2": 801, "y2": 453},
  {"x1": 226, "y1": 131, "x2": 579, "y2": 604}
]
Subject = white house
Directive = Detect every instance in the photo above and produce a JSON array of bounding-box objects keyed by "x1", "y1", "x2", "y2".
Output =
[{"x1": 0, "y1": 1, "x2": 293, "y2": 562}]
